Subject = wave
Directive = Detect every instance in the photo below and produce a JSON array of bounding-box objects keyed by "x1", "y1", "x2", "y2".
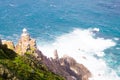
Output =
[{"x1": 38, "y1": 28, "x2": 120, "y2": 80}]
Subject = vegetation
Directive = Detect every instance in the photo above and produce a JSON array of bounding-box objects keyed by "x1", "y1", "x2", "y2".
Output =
[{"x1": 0, "y1": 44, "x2": 64, "y2": 80}]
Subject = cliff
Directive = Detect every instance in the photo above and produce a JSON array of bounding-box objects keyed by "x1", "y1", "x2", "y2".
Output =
[
  {"x1": 35, "y1": 50, "x2": 91, "y2": 80},
  {"x1": 0, "y1": 42, "x2": 64, "y2": 80},
  {"x1": 0, "y1": 28, "x2": 91, "y2": 80}
]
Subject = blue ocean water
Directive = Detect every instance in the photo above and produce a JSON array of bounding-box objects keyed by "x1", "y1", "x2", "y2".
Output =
[{"x1": 0, "y1": 0, "x2": 120, "y2": 79}]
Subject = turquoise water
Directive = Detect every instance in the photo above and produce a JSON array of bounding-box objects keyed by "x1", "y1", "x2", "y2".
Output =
[{"x1": 0, "y1": 0, "x2": 120, "y2": 79}]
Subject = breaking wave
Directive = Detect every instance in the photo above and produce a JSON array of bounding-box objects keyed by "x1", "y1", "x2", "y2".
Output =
[{"x1": 38, "y1": 28, "x2": 120, "y2": 80}]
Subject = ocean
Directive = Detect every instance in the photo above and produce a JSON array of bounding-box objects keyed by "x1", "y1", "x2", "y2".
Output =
[{"x1": 0, "y1": 0, "x2": 120, "y2": 80}]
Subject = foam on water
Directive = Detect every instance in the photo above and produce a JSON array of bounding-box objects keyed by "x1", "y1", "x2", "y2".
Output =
[{"x1": 38, "y1": 28, "x2": 120, "y2": 80}]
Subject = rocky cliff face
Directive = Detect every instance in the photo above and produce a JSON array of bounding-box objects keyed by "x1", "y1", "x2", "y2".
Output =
[
  {"x1": 0, "y1": 29, "x2": 91, "y2": 80},
  {"x1": 34, "y1": 50, "x2": 91, "y2": 80}
]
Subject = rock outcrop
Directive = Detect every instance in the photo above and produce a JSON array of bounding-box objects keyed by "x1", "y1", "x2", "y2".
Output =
[
  {"x1": 53, "y1": 49, "x2": 59, "y2": 59},
  {"x1": 2, "y1": 40, "x2": 15, "y2": 50},
  {"x1": 0, "y1": 28, "x2": 36, "y2": 56},
  {"x1": 15, "y1": 28, "x2": 37, "y2": 55},
  {"x1": 61, "y1": 56, "x2": 91, "y2": 80},
  {"x1": 34, "y1": 50, "x2": 91, "y2": 80}
]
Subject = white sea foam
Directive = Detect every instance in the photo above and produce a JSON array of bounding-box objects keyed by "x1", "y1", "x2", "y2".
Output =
[
  {"x1": 38, "y1": 28, "x2": 120, "y2": 80},
  {"x1": 114, "y1": 37, "x2": 119, "y2": 41},
  {"x1": 116, "y1": 47, "x2": 120, "y2": 50}
]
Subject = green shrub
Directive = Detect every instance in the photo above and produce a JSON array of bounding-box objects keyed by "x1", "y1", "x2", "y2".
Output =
[{"x1": 0, "y1": 45, "x2": 64, "y2": 80}]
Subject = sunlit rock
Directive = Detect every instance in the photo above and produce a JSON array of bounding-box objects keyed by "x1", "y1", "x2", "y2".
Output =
[
  {"x1": 2, "y1": 40, "x2": 15, "y2": 50},
  {"x1": 15, "y1": 28, "x2": 37, "y2": 55}
]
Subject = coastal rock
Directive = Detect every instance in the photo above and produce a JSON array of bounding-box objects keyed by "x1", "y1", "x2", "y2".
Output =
[
  {"x1": 35, "y1": 50, "x2": 91, "y2": 80},
  {"x1": 15, "y1": 28, "x2": 37, "y2": 55},
  {"x1": 64, "y1": 56, "x2": 91, "y2": 80},
  {"x1": 2, "y1": 40, "x2": 15, "y2": 50},
  {"x1": 53, "y1": 49, "x2": 59, "y2": 59}
]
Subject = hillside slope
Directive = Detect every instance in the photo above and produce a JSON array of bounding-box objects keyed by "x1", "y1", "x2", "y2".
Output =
[{"x1": 0, "y1": 44, "x2": 64, "y2": 80}]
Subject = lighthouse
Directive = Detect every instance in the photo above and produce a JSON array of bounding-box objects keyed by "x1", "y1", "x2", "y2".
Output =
[{"x1": 21, "y1": 28, "x2": 29, "y2": 37}]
